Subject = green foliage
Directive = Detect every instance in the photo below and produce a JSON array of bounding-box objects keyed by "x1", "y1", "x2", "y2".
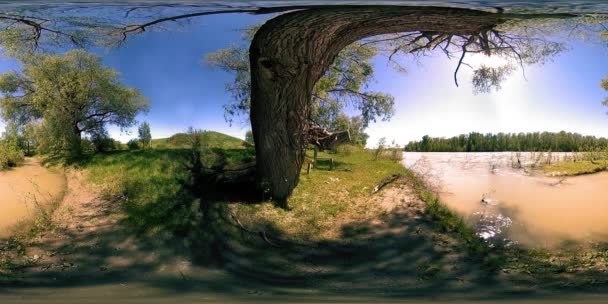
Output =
[
  {"x1": 77, "y1": 131, "x2": 254, "y2": 235},
  {"x1": 0, "y1": 140, "x2": 23, "y2": 170},
  {"x1": 0, "y1": 49, "x2": 149, "y2": 159},
  {"x1": 127, "y1": 139, "x2": 140, "y2": 150},
  {"x1": 138, "y1": 121, "x2": 152, "y2": 149},
  {"x1": 472, "y1": 65, "x2": 515, "y2": 94},
  {"x1": 373, "y1": 137, "x2": 386, "y2": 160},
  {"x1": 331, "y1": 114, "x2": 369, "y2": 146},
  {"x1": 405, "y1": 131, "x2": 608, "y2": 152},
  {"x1": 204, "y1": 25, "x2": 394, "y2": 129},
  {"x1": 90, "y1": 128, "x2": 117, "y2": 152}
]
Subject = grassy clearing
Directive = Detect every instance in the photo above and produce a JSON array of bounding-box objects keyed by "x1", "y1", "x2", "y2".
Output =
[
  {"x1": 235, "y1": 148, "x2": 407, "y2": 240},
  {"x1": 75, "y1": 139, "x2": 484, "y2": 250}
]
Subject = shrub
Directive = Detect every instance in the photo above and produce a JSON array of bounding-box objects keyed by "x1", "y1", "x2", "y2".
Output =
[
  {"x1": 127, "y1": 139, "x2": 140, "y2": 150},
  {"x1": 91, "y1": 135, "x2": 117, "y2": 153},
  {"x1": 373, "y1": 137, "x2": 387, "y2": 160},
  {"x1": 388, "y1": 148, "x2": 403, "y2": 161},
  {"x1": 0, "y1": 141, "x2": 24, "y2": 170}
]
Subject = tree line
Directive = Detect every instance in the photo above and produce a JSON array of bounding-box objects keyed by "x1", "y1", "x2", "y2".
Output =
[{"x1": 404, "y1": 132, "x2": 608, "y2": 152}]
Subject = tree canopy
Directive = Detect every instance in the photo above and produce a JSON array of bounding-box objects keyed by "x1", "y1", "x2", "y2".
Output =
[
  {"x1": 0, "y1": 49, "x2": 149, "y2": 157},
  {"x1": 205, "y1": 25, "x2": 395, "y2": 130}
]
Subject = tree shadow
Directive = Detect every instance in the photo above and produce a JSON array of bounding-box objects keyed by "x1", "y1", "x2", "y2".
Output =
[
  {"x1": 5, "y1": 185, "x2": 608, "y2": 303},
  {"x1": 5, "y1": 152, "x2": 608, "y2": 301}
]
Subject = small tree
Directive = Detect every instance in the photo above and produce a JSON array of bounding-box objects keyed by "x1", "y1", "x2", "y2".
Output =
[
  {"x1": 138, "y1": 121, "x2": 152, "y2": 149},
  {"x1": 244, "y1": 130, "x2": 254, "y2": 146},
  {"x1": 374, "y1": 137, "x2": 387, "y2": 160}
]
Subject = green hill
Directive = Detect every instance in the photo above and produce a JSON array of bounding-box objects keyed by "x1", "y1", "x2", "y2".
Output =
[{"x1": 151, "y1": 131, "x2": 248, "y2": 150}]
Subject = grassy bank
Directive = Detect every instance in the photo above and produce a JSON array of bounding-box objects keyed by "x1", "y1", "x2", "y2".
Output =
[
  {"x1": 543, "y1": 160, "x2": 607, "y2": 176},
  {"x1": 0, "y1": 168, "x2": 66, "y2": 279}
]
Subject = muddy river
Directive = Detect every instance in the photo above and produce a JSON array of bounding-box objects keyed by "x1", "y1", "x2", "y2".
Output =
[
  {"x1": 403, "y1": 152, "x2": 608, "y2": 247},
  {"x1": 0, "y1": 158, "x2": 65, "y2": 237}
]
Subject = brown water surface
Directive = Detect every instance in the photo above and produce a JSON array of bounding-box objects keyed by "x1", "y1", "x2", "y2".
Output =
[
  {"x1": 403, "y1": 152, "x2": 608, "y2": 247},
  {"x1": 0, "y1": 158, "x2": 65, "y2": 237}
]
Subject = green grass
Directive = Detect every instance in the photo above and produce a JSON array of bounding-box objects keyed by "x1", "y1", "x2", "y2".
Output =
[
  {"x1": 76, "y1": 149, "x2": 198, "y2": 234},
  {"x1": 77, "y1": 130, "x2": 255, "y2": 235},
  {"x1": 151, "y1": 131, "x2": 248, "y2": 150},
  {"x1": 234, "y1": 148, "x2": 410, "y2": 240},
  {"x1": 543, "y1": 160, "x2": 607, "y2": 176}
]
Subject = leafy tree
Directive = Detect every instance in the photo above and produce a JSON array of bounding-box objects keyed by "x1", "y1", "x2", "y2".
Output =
[
  {"x1": 138, "y1": 121, "x2": 152, "y2": 149},
  {"x1": 332, "y1": 114, "x2": 369, "y2": 146},
  {"x1": 0, "y1": 49, "x2": 149, "y2": 158},
  {"x1": 205, "y1": 25, "x2": 394, "y2": 129}
]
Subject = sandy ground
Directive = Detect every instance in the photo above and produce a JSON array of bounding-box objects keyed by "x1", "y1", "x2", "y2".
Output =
[{"x1": 2, "y1": 170, "x2": 608, "y2": 303}]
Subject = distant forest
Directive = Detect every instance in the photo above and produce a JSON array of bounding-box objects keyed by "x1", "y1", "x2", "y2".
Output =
[{"x1": 403, "y1": 132, "x2": 608, "y2": 152}]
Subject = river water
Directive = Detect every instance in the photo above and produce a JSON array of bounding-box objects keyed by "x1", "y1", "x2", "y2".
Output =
[
  {"x1": 0, "y1": 158, "x2": 65, "y2": 237},
  {"x1": 403, "y1": 152, "x2": 608, "y2": 247}
]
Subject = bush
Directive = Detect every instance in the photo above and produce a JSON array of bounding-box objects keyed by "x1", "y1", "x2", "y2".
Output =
[
  {"x1": 388, "y1": 148, "x2": 403, "y2": 161},
  {"x1": 0, "y1": 141, "x2": 24, "y2": 170},
  {"x1": 127, "y1": 139, "x2": 140, "y2": 150},
  {"x1": 92, "y1": 135, "x2": 117, "y2": 153}
]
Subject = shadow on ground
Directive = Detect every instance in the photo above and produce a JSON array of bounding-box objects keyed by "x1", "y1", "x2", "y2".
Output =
[{"x1": 3, "y1": 176, "x2": 608, "y2": 303}]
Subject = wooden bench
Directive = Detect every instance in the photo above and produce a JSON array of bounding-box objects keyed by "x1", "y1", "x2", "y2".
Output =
[{"x1": 304, "y1": 156, "x2": 334, "y2": 174}]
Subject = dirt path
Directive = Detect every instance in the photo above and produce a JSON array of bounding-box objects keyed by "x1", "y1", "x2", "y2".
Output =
[{"x1": 2, "y1": 171, "x2": 608, "y2": 303}]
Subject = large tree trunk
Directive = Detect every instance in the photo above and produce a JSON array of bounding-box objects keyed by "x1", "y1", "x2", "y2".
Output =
[{"x1": 249, "y1": 6, "x2": 508, "y2": 202}]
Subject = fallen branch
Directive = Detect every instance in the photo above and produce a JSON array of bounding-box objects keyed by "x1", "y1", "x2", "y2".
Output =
[
  {"x1": 372, "y1": 174, "x2": 402, "y2": 194},
  {"x1": 229, "y1": 211, "x2": 315, "y2": 248}
]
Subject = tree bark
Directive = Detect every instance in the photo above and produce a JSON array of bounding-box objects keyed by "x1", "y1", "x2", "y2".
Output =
[{"x1": 249, "y1": 6, "x2": 508, "y2": 202}]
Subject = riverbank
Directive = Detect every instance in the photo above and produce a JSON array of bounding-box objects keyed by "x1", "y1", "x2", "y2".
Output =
[
  {"x1": 3, "y1": 150, "x2": 608, "y2": 302},
  {"x1": 0, "y1": 158, "x2": 66, "y2": 238}
]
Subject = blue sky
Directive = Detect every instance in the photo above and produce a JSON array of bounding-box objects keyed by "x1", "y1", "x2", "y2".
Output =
[{"x1": 1, "y1": 13, "x2": 608, "y2": 147}]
